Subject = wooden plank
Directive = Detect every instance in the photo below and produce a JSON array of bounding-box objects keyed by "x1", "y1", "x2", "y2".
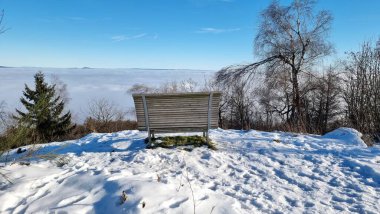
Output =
[
  {"x1": 149, "y1": 121, "x2": 209, "y2": 125},
  {"x1": 132, "y1": 92, "x2": 221, "y2": 132},
  {"x1": 149, "y1": 122, "x2": 217, "y2": 127},
  {"x1": 147, "y1": 106, "x2": 219, "y2": 112},
  {"x1": 133, "y1": 91, "x2": 221, "y2": 97},
  {"x1": 148, "y1": 114, "x2": 218, "y2": 119},
  {"x1": 150, "y1": 118, "x2": 218, "y2": 123},
  {"x1": 148, "y1": 114, "x2": 213, "y2": 119},
  {"x1": 151, "y1": 129, "x2": 207, "y2": 133}
]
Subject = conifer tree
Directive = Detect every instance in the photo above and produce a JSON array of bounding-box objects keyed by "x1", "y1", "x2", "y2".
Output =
[{"x1": 15, "y1": 71, "x2": 74, "y2": 142}]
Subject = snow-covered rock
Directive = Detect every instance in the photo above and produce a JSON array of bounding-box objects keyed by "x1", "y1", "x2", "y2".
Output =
[{"x1": 1, "y1": 128, "x2": 380, "y2": 213}]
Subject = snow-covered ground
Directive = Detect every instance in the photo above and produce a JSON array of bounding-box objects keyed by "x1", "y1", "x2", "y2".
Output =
[
  {"x1": 1, "y1": 128, "x2": 380, "y2": 213},
  {"x1": 0, "y1": 67, "x2": 215, "y2": 122}
]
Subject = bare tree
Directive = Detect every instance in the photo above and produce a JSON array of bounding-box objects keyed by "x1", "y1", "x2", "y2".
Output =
[
  {"x1": 0, "y1": 11, "x2": 9, "y2": 130},
  {"x1": 159, "y1": 79, "x2": 198, "y2": 93},
  {"x1": 217, "y1": 0, "x2": 333, "y2": 127},
  {"x1": 256, "y1": 71, "x2": 293, "y2": 127},
  {"x1": 215, "y1": 78, "x2": 258, "y2": 130},
  {"x1": 127, "y1": 78, "x2": 200, "y2": 94},
  {"x1": 127, "y1": 83, "x2": 155, "y2": 94},
  {"x1": 304, "y1": 66, "x2": 343, "y2": 133},
  {"x1": 230, "y1": 80, "x2": 257, "y2": 129},
  {"x1": 178, "y1": 78, "x2": 198, "y2": 92},
  {"x1": 343, "y1": 40, "x2": 380, "y2": 141},
  {"x1": 0, "y1": 10, "x2": 9, "y2": 34},
  {"x1": 0, "y1": 101, "x2": 6, "y2": 128},
  {"x1": 50, "y1": 74, "x2": 70, "y2": 105},
  {"x1": 87, "y1": 98, "x2": 126, "y2": 123}
]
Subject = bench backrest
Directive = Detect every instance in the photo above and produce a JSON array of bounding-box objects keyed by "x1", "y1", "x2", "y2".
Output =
[{"x1": 132, "y1": 92, "x2": 221, "y2": 133}]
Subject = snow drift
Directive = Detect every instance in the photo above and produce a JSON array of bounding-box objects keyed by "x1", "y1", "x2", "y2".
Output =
[
  {"x1": 322, "y1": 127, "x2": 367, "y2": 147},
  {"x1": 1, "y1": 128, "x2": 380, "y2": 213}
]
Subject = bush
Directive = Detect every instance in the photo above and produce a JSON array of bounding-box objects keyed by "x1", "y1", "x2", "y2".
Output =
[
  {"x1": 0, "y1": 125, "x2": 34, "y2": 152},
  {"x1": 146, "y1": 135, "x2": 217, "y2": 150},
  {"x1": 84, "y1": 118, "x2": 137, "y2": 133},
  {"x1": 57, "y1": 119, "x2": 138, "y2": 141}
]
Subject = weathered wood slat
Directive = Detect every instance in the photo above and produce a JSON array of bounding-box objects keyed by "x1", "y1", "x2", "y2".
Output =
[
  {"x1": 137, "y1": 111, "x2": 219, "y2": 117},
  {"x1": 133, "y1": 92, "x2": 217, "y2": 96},
  {"x1": 148, "y1": 123, "x2": 218, "y2": 128},
  {"x1": 132, "y1": 92, "x2": 221, "y2": 138},
  {"x1": 145, "y1": 108, "x2": 219, "y2": 114},
  {"x1": 137, "y1": 126, "x2": 219, "y2": 130},
  {"x1": 148, "y1": 120, "x2": 213, "y2": 124},
  {"x1": 147, "y1": 115, "x2": 211, "y2": 119}
]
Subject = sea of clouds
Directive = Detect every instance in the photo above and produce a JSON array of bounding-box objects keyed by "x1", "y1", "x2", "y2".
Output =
[{"x1": 0, "y1": 67, "x2": 215, "y2": 122}]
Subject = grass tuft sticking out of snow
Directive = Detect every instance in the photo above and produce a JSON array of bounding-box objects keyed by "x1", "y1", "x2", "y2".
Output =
[{"x1": 145, "y1": 135, "x2": 217, "y2": 150}]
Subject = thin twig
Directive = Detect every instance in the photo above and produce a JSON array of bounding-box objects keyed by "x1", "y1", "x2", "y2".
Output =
[
  {"x1": 0, "y1": 171, "x2": 13, "y2": 184},
  {"x1": 176, "y1": 151, "x2": 186, "y2": 192},
  {"x1": 210, "y1": 206, "x2": 216, "y2": 214},
  {"x1": 186, "y1": 170, "x2": 196, "y2": 214}
]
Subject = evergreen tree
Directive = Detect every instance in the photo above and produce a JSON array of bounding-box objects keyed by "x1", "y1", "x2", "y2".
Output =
[{"x1": 15, "y1": 71, "x2": 74, "y2": 142}]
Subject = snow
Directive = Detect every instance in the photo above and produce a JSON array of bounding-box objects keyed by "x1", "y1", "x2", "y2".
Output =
[
  {"x1": 1, "y1": 128, "x2": 380, "y2": 213},
  {"x1": 322, "y1": 127, "x2": 367, "y2": 147}
]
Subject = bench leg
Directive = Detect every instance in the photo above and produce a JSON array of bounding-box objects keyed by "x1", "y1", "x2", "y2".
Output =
[
  {"x1": 203, "y1": 131, "x2": 206, "y2": 137},
  {"x1": 148, "y1": 130, "x2": 151, "y2": 144}
]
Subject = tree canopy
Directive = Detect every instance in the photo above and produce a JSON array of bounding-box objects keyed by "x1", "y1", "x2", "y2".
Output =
[
  {"x1": 15, "y1": 71, "x2": 74, "y2": 142},
  {"x1": 217, "y1": 0, "x2": 333, "y2": 127}
]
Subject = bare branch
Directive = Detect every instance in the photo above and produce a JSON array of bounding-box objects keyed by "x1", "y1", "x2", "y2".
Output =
[{"x1": 0, "y1": 10, "x2": 9, "y2": 34}]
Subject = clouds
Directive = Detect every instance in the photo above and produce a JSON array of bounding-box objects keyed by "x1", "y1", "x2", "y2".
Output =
[
  {"x1": 110, "y1": 27, "x2": 239, "y2": 43},
  {"x1": 111, "y1": 28, "x2": 239, "y2": 43},
  {"x1": 196, "y1": 27, "x2": 240, "y2": 34},
  {"x1": 111, "y1": 33, "x2": 147, "y2": 42}
]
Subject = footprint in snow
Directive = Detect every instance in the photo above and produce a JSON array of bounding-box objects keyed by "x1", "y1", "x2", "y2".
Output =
[
  {"x1": 304, "y1": 201, "x2": 315, "y2": 208},
  {"x1": 198, "y1": 195, "x2": 209, "y2": 201},
  {"x1": 284, "y1": 196, "x2": 298, "y2": 207},
  {"x1": 200, "y1": 152, "x2": 211, "y2": 160}
]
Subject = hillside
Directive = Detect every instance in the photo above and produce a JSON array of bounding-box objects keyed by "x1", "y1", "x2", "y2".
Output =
[{"x1": 0, "y1": 128, "x2": 380, "y2": 213}]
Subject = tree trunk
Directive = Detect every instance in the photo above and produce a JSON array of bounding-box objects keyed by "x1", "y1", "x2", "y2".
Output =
[{"x1": 291, "y1": 68, "x2": 302, "y2": 125}]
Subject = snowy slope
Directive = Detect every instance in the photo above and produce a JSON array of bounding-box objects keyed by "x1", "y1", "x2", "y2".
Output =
[{"x1": 1, "y1": 128, "x2": 380, "y2": 213}]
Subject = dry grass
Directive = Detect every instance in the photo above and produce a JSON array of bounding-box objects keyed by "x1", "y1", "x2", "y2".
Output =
[{"x1": 145, "y1": 135, "x2": 217, "y2": 150}]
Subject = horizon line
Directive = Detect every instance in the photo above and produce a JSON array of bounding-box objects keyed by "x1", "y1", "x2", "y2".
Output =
[{"x1": 0, "y1": 65, "x2": 219, "y2": 72}]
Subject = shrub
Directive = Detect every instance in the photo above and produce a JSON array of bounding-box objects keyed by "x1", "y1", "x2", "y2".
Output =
[
  {"x1": 0, "y1": 125, "x2": 34, "y2": 153},
  {"x1": 146, "y1": 135, "x2": 217, "y2": 150},
  {"x1": 84, "y1": 118, "x2": 137, "y2": 133}
]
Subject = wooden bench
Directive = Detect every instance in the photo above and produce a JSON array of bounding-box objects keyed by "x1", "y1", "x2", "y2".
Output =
[{"x1": 132, "y1": 92, "x2": 221, "y2": 143}]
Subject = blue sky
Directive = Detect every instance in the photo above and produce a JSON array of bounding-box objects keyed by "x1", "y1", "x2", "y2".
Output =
[{"x1": 0, "y1": 0, "x2": 379, "y2": 70}]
